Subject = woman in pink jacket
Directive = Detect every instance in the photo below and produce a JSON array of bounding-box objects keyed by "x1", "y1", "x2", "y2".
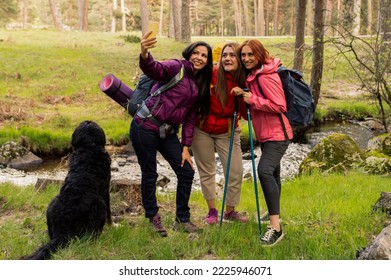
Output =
[{"x1": 233, "y1": 39, "x2": 293, "y2": 246}]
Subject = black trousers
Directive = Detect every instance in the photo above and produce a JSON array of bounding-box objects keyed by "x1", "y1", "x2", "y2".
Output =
[
  {"x1": 258, "y1": 140, "x2": 290, "y2": 215},
  {"x1": 130, "y1": 120, "x2": 194, "y2": 222}
]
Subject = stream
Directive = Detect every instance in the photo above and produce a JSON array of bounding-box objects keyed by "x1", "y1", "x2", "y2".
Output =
[{"x1": 0, "y1": 121, "x2": 378, "y2": 190}]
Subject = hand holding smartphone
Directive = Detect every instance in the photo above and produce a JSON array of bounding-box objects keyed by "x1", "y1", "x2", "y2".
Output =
[{"x1": 147, "y1": 22, "x2": 159, "y2": 38}]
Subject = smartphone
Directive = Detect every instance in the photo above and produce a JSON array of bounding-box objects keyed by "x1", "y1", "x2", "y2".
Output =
[{"x1": 147, "y1": 22, "x2": 159, "y2": 38}]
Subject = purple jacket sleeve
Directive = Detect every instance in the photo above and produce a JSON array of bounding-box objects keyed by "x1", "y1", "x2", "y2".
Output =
[{"x1": 139, "y1": 53, "x2": 182, "y2": 82}]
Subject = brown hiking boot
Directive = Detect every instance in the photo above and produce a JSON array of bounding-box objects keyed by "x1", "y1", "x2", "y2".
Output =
[{"x1": 149, "y1": 213, "x2": 168, "y2": 237}]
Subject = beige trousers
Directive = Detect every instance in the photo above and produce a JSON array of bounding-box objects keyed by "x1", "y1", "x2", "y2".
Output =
[{"x1": 191, "y1": 126, "x2": 243, "y2": 207}]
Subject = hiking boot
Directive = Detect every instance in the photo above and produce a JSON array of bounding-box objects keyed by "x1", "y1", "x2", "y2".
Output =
[
  {"x1": 205, "y1": 208, "x2": 219, "y2": 225},
  {"x1": 223, "y1": 210, "x2": 248, "y2": 223},
  {"x1": 260, "y1": 226, "x2": 284, "y2": 246},
  {"x1": 149, "y1": 214, "x2": 168, "y2": 237},
  {"x1": 173, "y1": 220, "x2": 202, "y2": 233}
]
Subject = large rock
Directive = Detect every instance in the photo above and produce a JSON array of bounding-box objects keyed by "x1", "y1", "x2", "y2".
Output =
[
  {"x1": 299, "y1": 133, "x2": 363, "y2": 175},
  {"x1": 0, "y1": 138, "x2": 43, "y2": 170},
  {"x1": 8, "y1": 151, "x2": 43, "y2": 170},
  {"x1": 373, "y1": 192, "x2": 391, "y2": 216},
  {"x1": 0, "y1": 140, "x2": 30, "y2": 166},
  {"x1": 357, "y1": 192, "x2": 391, "y2": 260},
  {"x1": 357, "y1": 223, "x2": 391, "y2": 260},
  {"x1": 364, "y1": 133, "x2": 391, "y2": 175},
  {"x1": 382, "y1": 133, "x2": 391, "y2": 156}
]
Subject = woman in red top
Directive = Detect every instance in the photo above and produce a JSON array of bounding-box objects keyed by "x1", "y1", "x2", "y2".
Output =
[{"x1": 191, "y1": 42, "x2": 248, "y2": 224}]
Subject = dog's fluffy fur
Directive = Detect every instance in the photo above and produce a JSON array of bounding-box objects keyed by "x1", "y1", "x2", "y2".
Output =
[{"x1": 22, "y1": 120, "x2": 112, "y2": 260}]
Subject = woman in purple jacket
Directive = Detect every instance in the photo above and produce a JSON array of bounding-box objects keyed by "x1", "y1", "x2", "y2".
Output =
[
  {"x1": 233, "y1": 39, "x2": 293, "y2": 246},
  {"x1": 130, "y1": 32, "x2": 213, "y2": 237}
]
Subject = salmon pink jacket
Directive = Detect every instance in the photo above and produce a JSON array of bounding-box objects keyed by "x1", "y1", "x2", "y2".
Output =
[{"x1": 246, "y1": 58, "x2": 293, "y2": 142}]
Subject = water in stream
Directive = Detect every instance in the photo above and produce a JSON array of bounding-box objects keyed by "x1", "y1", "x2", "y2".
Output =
[
  {"x1": 0, "y1": 121, "x2": 379, "y2": 187},
  {"x1": 305, "y1": 121, "x2": 376, "y2": 150}
]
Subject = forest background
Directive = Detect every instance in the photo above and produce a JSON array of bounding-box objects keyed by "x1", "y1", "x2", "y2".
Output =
[
  {"x1": 0, "y1": 0, "x2": 391, "y2": 262},
  {"x1": 0, "y1": 0, "x2": 383, "y2": 37}
]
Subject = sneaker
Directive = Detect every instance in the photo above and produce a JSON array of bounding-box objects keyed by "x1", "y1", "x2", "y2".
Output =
[
  {"x1": 260, "y1": 226, "x2": 284, "y2": 246},
  {"x1": 223, "y1": 210, "x2": 248, "y2": 223},
  {"x1": 205, "y1": 208, "x2": 218, "y2": 224},
  {"x1": 173, "y1": 220, "x2": 202, "y2": 233},
  {"x1": 149, "y1": 214, "x2": 168, "y2": 237}
]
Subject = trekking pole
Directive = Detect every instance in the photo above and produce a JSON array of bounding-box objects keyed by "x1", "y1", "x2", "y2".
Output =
[
  {"x1": 245, "y1": 91, "x2": 262, "y2": 237},
  {"x1": 219, "y1": 96, "x2": 239, "y2": 227}
]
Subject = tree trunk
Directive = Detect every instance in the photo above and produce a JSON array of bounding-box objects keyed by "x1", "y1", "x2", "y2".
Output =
[
  {"x1": 172, "y1": 0, "x2": 181, "y2": 41},
  {"x1": 311, "y1": 0, "x2": 325, "y2": 109},
  {"x1": 233, "y1": 0, "x2": 242, "y2": 36},
  {"x1": 220, "y1": 0, "x2": 224, "y2": 36},
  {"x1": 181, "y1": 0, "x2": 191, "y2": 43},
  {"x1": 380, "y1": 0, "x2": 391, "y2": 131},
  {"x1": 367, "y1": 0, "x2": 373, "y2": 34},
  {"x1": 140, "y1": 0, "x2": 148, "y2": 36},
  {"x1": 77, "y1": 0, "x2": 87, "y2": 31},
  {"x1": 342, "y1": 0, "x2": 354, "y2": 33},
  {"x1": 254, "y1": 0, "x2": 258, "y2": 35},
  {"x1": 83, "y1": 0, "x2": 88, "y2": 31},
  {"x1": 382, "y1": 0, "x2": 391, "y2": 38},
  {"x1": 294, "y1": 0, "x2": 307, "y2": 71},
  {"x1": 168, "y1": 0, "x2": 174, "y2": 38},
  {"x1": 306, "y1": 0, "x2": 313, "y2": 36},
  {"x1": 49, "y1": 0, "x2": 61, "y2": 29},
  {"x1": 121, "y1": 0, "x2": 126, "y2": 32},
  {"x1": 242, "y1": 0, "x2": 251, "y2": 36},
  {"x1": 325, "y1": 0, "x2": 333, "y2": 36},
  {"x1": 111, "y1": 0, "x2": 117, "y2": 33},
  {"x1": 273, "y1": 0, "x2": 279, "y2": 35},
  {"x1": 335, "y1": 0, "x2": 341, "y2": 34},
  {"x1": 22, "y1": 0, "x2": 28, "y2": 28},
  {"x1": 159, "y1": 0, "x2": 164, "y2": 36},
  {"x1": 289, "y1": 0, "x2": 294, "y2": 35},
  {"x1": 256, "y1": 0, "x2": 265, "y2": 36},
  {"x1": 353, "y1": 0, "x2": 361, "y2": 35}
]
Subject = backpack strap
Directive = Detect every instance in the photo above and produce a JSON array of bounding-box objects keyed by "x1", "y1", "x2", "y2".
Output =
[
  {"x1": 136, "y1": 65, "x2": 185, "y2": 139},
  {"x1": 151, "y1": 65, "x2": 185, "y2": 97},
  {"x1": 138, "y1": 65, "x2": 185, "y2": 119},
  {"x1": 255, "y1": 77, "x2": 289, "y2": 141}
]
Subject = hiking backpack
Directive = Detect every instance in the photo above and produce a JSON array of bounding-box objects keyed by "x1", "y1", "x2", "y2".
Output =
[
  {"x1": 256, "y1": 66, "x2": 315, "y2": 128},
  {"x1": 277, "y1": 66, "x2": 314, "y2": 127},
  {"x1": 127, "y1": 65, "x2": 184, "y2": 117},
  {"x1": 100, "y1": 65, "x2": 184, "y2": 117}
]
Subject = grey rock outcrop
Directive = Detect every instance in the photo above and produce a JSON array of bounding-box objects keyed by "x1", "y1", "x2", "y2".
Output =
[
  {"x1": 0, "y1": 139, "x2": 43, "y2": 170},
  {"x1": 357, "y1": 223, "x2": 391, "y2": 260},
  {"x1": 357, "y1": 192, "x2": 391, "y2": 260}
]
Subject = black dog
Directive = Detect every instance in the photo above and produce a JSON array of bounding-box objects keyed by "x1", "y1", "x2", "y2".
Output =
[{"x1": 22, "y1": 120, "x2": 112, "y2": 260}]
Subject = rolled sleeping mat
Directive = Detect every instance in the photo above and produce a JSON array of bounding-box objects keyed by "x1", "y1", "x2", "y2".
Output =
[{"x1": 100, "y1": 74, "x2": 133, "y2": 108}]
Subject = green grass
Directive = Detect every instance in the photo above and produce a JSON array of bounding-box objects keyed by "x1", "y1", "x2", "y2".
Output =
[{"x1": 1, "y1": 172, "x2": 389, "y2": 260}]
